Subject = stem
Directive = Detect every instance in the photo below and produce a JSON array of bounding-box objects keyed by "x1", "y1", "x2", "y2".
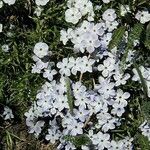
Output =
[
  {"x1": 92, "y1": 78, "x2": 96, "y2": 88},
  {"x1": 83, "y1": 114, "x2": 92, "y2": 128}
]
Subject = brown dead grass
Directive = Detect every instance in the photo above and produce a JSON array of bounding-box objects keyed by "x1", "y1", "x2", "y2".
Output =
[{"x1": 1, "y1": 121, "x2": 56, "y2": 150}]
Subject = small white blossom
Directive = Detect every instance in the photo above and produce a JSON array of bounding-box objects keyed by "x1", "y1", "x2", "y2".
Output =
[
  {"x1": 65, "y1": 7, "x2": 82, "y2": 24},
  {"x1": 33, "y1": 42, "x2": 49, "y2": 58},
  {"x1": 102, "y1": 9, "x2": 117, "y2": 22},
  {"x1": 35, "y1": 0, "x2": 49, "y2": 6},
  {"x1": 3, "y1": 0, "x2": 16, "y2": 5},
  {"x1": 34, "y1": 6, "x2": 43, "y2": 16},
  {"x1": 120, "y1": 5, "x2": 130, "y2": 16},
  {"x1": 3, "y1": 107, "x2": 14, "y2": 120},
  {"x1": 0, "y1": 23, "x2": 2, "y2": 32},
  {"x1": 2, "y1": 44, "x2": 9, "y2": 52},
  {"x1": 0, "y1": 1, "x2": 3, "y2": 8},
  {"x1": 135, "y1": 10, "x2": 150, "y2": 24}
]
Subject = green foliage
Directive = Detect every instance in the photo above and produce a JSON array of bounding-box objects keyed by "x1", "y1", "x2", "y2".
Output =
[
  {"x1": 65, "y1": 77, "x2": 74, "y2": 115},
  {"x1": 63, "y1": 134, "x2": 92, "y2": 148},
  {"x1": 141, "y1": 101, "x2": 150, "y2": 122},
  {"x1": 126, "y1": 23, "x2": 144, "y2": 50},
  {"x1": 121, "y1": 23, "x2": 144, "y2": 68},
  {"x1": 108, "y1": 26, "x2": 126, "y2": 50},
  {"x1": 144, "y1": 23, "x2": 150, "y2": 50},
  {"x1": 134, "y1": 134, "x2": 150, "y2": 150},
  {"x1": 134, "y1": 63, "x2": 148, "y2": 99}
]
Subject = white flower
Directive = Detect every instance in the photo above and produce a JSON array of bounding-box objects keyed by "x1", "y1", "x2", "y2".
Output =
[
  {"x1": 32, "y1": 59, "x2": 48, "y2": 74},
  {"x1": 57, "y1": 58, "x2": 73, "y2": 76},
  {"x1": 45, "y1": 128, "x2": 61, "y2": 143},
  {"x1": 66, "y1": 119, "x2": 84, "y2": 135},
  {"x1": 3, "y1": 107, "x2": 14, "y2": 120},
  {"x1": 115, "y1": 89, "x2": 130, "y2": 106},
  {"x1": 102, "y1": 118, "x2": 117, "y2": 132},
  {"x1": 105, "y1": 21, "x2": 118, "y2": 32},
  {"x1": 67, "y1": 0, "x2": 76, "y2": 8},
  {"x1": 0, "y1": 23, "x2": 2, "y2": 32},
  {"x1": 35, "y1": 0, "x2": 49, "y2": 6},
  {"x1": 43, "y1": 69, "x2": 57, "y2": 81},
  {"x1": 2, "y1": 44, "x2": 9, "y2": 52},
  {"x1": 102, "y1": 0, "x2": 112, "y2": 3},
  {"x1": 120, "y1": 5, "x2": 130, "y2": 16},
  {"x1": 27, "y1": 121, "x2": 45, "y2": 137},
  {"x1": 90, "y1": 22, "x2": 105, "y2": 36},
  {"x1": 135, "y1": 10, "x2": 150, "y2": 24},
  {"x1": 147, "y1": 81, "x2": 150, "y2": 98},
  {"x1": 54, "y1": 95, "x2": 69, "y2": 111},
  {"x1": 82, "y1": 32, "x2": 100, "y2": 53},
  {"x1": 65, "y1": 8, "x2": 82, "y2": 24},
  {"x1": 75, "y1": 0, "x2": 93, "y2": 16},
  {"x1": 111, "y1": 102, "x2": 125, "y2": 117},
  {"x1": 3, "y1": 0, "x2": 16, "y2": 5},
  {"x1": 0, "y1": 1, "x2": 3, "y2": 8},
  {"x1": 70, "y1": 57, "x2": 81, "y2": 75},
  {"x1": 98, "y1": 58, "x2": 115, "y2": 77},
  {"x1": 74, "y1": 106, "x2": 90, "y2": 122},
  {"x1": 79, "y1": 56, "x2": 95, "y2": 73},
  {"x1": 34, "y1": 6, "x2": 43, "y2": 16},
  {"x1": 139, "y1": 121, "x2": 150, "y2": 141},
  {"x1": 95, "y1": 132, "x2": 111, "y2": 149},
  {"x1": 102, "y1": 9, "x2": 117, "y2": 22},
  {"x1": 109, "y1": 140, "x2": 124, "y2": 150},
  {"x1": 114, "y1": 71, "x2": 130, "y2": 86},
  {"x1": 60, "y1": 28, "x2": 73, "y2": 45},
  {"x1": 33, "y1": 42, "x2": 49, "y2": 58},
  {"x1": 101, "y1": 32, "x2": 112, "y2": 49},
  {"x1": 98, "y1": 80, "x2": 116, "y2": 99},
  {"x1": 75, "y1": 92, "x2": 89, "y2": 108},
  {"x1": 72, "y1": 81, "x2": 86, "y2": 95}
]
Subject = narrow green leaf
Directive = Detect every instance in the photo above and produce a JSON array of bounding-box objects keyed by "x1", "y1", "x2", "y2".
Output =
[
  {"x1": 144, "y1": 23, "x2": 150, "y2": 50},
  {"x1": 108, "y1": 26, "x2": 126, "y2": 50},
  {"x1": 134, "y1": 63, "x2": 148, "y2": 99},
  {"x1": 126, "y1": 23, "x2": 143, "y2": 50},
  {"x1": 121, "y1": 23, "x2": 144, "y2": 69},
  {"x1": 65, "y1": 77, "x2": 74, "y2": 114}
]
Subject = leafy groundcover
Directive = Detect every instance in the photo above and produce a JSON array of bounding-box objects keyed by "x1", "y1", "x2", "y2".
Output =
[{"x1": 0, "y1": 0, "x2": 150, "y2": 150}]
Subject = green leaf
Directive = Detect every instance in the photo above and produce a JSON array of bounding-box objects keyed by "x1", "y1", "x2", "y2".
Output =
[
  {"x1": 65, "y1": 77, "x2": 74, "y2": 114},
  {"x1": 126, "y1": 23, "x2": 143, "y2": 50},
  {"x1": 144, "y1": 23, "x2": 150, "y2": 50},
  {"x1": 121, "y1": 23, "x2": 144, "y2": 69},
  {"x1": 134, "y1": 63, "x2": 148, "y2": 99},
  {"x1": 63, "y1": 134, "x2": 92, "y2": 148},
  {"x1": 108, "y1": 26, "x2": 126, "y2": 50},
  {"x1": 141, "y1": 101, "x2": 150, "y2": 122},
  {"x1": 134, "y1": 133, "x2": 150, "y2": 150}
]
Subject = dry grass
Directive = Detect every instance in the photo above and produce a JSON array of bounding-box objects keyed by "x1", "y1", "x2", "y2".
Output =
[{"x1": 1, "y1": 121, "x2": 56, "y2": 150}]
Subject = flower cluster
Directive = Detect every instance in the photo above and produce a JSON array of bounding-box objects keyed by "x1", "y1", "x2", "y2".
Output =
[
  {"x1": 0, "y1": 0, "x2": 50, "y2": 6},
  {"x1": 65, "y1": 0, "x2": 94, "y2": 24},
  {"x1": 1, "y1": 0, "x2": 149, "y2": 149},
  {"x1": 26, "y1": 40, "x2": 134, "y2": 149},
  {"x1": 25, "y1": 72, "x2": 132, "y2": 149},
  {"x1": 23, "y1": 0, "x2": 150, "y2": 149},
  {"x1": 57, "y1": 56, "x2": 95, "y2": 76},
  {"x1": 61, "y1": 9, "x2": 118, "y2": 53}
]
